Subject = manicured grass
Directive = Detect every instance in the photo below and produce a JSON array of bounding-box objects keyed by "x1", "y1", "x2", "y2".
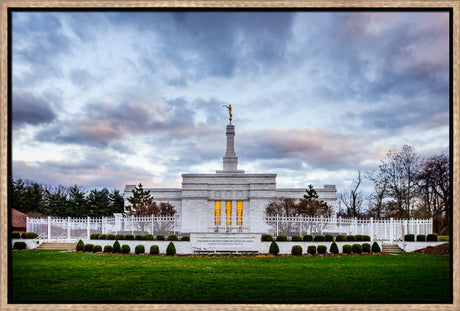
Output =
[{"x1": 10, "y1": 250, "x2": 450, "y2": 303}]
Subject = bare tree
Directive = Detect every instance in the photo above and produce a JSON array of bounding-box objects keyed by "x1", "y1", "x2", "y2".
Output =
[{"x1": 339, "y1": 170, "x2": 365, "y2": 217}]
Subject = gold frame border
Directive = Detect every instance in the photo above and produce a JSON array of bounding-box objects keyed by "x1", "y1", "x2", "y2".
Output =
[{"x1": 1, "y1": 1, "x2": 458, "y2": 310}]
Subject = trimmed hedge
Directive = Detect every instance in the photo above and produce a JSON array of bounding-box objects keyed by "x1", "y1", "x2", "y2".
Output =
[
  {"x1": 166, "y1": 242, "x2": 176, "y2": 256},
  {"x1": 362, "y1": 243, "x2": 371, "y2": 253},
  {"x1": 180, "y1": 235, "x2": 190, "y2": 241},
  {"x1": 135, "y1": 235, "x2": 144, "y2": 240},
  {"x1": 314, "y1": 234, "x2": 325, "y2": 242},
  {"x1": 404, "y1": 234, "x2": 415, "y2": 242},
  {"x1": 144, "y1": 234, "x2": 154, "y2": 241},
  {"x1": 115, "y1": 234, "x2": 124, "y2": 240},
  {"x1": 93, "y1": 245, "x2": 102, "y2": 252},
  {"x1": 330, "y1": 242, "x2": 339, "y2": 254},
  {"x1": 291, "y1": 245, "x2": 303, "y2": 255},
  {"x1": 362, "y1": 235, "x2": 371, "y2": 241},
  {"x1": 21, "y1": 232, "x2": 38, "y2": 239},
  {"x1": 325, "y1": 234, "x2": 334, "y2": 242},
  {"x1": 76, "y1": 240, "x2": 85, "y2": 251},
  {"x1": 106, "y1": 234, "x2": 115, "y2": 240},
  {"x1": 372, "y1": 242, "x2": 381, "y2": 253},
  {"x1": 112, "y1": 240, "x2": 121, "y2": 253},
  {"x1": 11, "y1": 232, "x2": 21, "y2": 239},
  {"x1": 276, "y1": 235, "x2": 288, "y2": 242},
  {"x1": 303, "y1": 234, "x2": 313, "y2": 242},
  {"x1": 104, "y1": 245, "x2": 112, "y2": 253},
  {"x1": 124, "y1": 234, "x2": 134, "y2": 240},
  {"x1": 427, "y1": 234, "x2": 438, "y2": 242},
  {"x1": 135, "y1": 245, "x2": 145, "y2": 254},
  {"x1": 307, "y1": 245, "x2": 316, "y2": 255},
  {"x1": 346, "y1": 235, "x2": 356, "y2": 242},
  {"x1": 150, "y1": 245, "x2": 160, "y2": 255},
  {"x1": 14, "y1": 241, "x2": 27, "y2": 250},
  {"x1": 121, "y1": 244, "x2": 130, "y2": 254},
  {"x1": 156, "y1": 234, "x2": 165, "y2": 241},
  {"x1": 352, "y1": 244, "x2": 362, "y2": 254},
  {"x1": 167, "y1": 234, "x2": 178, "y2": 241},
  {"x1": 342, "y1": 244, "x2": 352, "y2": 254},
  {"x1": 99, "y1": 234, "x2": 107, "y2": 240},
  {"x1": 261, "y1": 234, "x2": 273, "y2": 241},
  {"x1": 317, "y1": 245, "x2": 327, "y2": 254},
  {"x1": 84, "y1": 244, "x2": 94, "y2": 252},
  {"x1": 417, "y1": 234, "x2": 426, "y2": 242},
  {"x1": 335, "y1": 234, "x2": 346, "y2": 242},
  {"x1": 90, "y1": 233, "x2": 100, "y2": 239},
  {"x1": 291, "y1": 235, "x2": 302, "y2": 241},
  {"x1": 269, "y1": 241, "x2": 279, "y2": 255}
]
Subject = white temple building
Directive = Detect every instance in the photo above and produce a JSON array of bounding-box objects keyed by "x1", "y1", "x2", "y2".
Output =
[{"x1": 124, "y1": 117, "x2": 337, "y2": 234}]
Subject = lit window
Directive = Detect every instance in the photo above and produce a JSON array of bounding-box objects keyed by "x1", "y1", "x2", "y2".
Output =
[
  {"x1": 214, "y1": 201, "x2": 221, "y2": 226},
  {"x1": 226, "y1": 201, "x2": 232, "y2": 225},
  {"x1": 237, "y1": 201, "x2": 243, "y2": 225}
]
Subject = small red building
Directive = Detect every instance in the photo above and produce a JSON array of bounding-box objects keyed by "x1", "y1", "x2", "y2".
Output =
[{"x1": 12, "y1": 208, "x2": 27, "y2": 233}]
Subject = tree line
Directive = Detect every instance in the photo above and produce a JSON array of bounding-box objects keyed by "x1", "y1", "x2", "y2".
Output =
[
  {"x1": 338, "y1": 145, "x2": 450, "y2": 235},
  {"x1": 11, "y1": 178, "x2": 124, "y2": 217}
]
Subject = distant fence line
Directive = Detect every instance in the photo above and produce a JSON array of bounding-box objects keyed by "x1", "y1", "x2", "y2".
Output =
[{"x1": 26, "y1": 214, "x2": 432, "y2": 243}]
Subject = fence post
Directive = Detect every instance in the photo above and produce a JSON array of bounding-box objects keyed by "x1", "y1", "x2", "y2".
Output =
[
  {"x1": 338, "y1": 216, "x2": 342, "y2": 234},
  {"x1": 131, "y1": 215, "x2": 134, "y2": 235},
  {"x1": 390, "y1": 217, "x2": 394, "y2": 244},
  {"x1": 370, "y1": 217, "x2": 374, "y2": 242},
  {"x1": 47, "y1": 216, "x2": 51, "y2": 242},
  {"x1": 276, "y1": 215, "x2": 279, "y2": 237},
  {"x1": 67, "y1": 217, "x2": 71, "y2": 241},
  {"x1": 87, "y1": 216, "x2": 90, "y2": 239},
  {"x1": 320, "y1": 215, "x2": 324, "y2": 234}
]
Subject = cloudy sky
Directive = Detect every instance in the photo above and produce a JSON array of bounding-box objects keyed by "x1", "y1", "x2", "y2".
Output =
[{"x1": 11, "y1": 10, "x2": 450, "y2": 193}]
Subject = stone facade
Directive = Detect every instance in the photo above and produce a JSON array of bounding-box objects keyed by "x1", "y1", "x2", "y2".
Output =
[{"x1": 124, "y1": 122, "x2": 337, "y2": 234}]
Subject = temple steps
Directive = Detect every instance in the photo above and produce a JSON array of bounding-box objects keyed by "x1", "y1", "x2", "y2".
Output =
[
  {"x1": 382, "y1": 244, "x2": 403, "y2": 253},
  {"x1": 36, "y1": 242, "x2": 77, "y2": 251}
]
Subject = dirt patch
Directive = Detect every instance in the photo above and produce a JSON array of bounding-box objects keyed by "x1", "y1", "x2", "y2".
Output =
[{"x1": 412, "y1": 243, "x2": 450, "y2": 255}]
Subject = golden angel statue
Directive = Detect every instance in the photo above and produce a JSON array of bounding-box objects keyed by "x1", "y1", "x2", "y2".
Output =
[{"x1": 223, "y1": 104, "x2": 232, "y2": 122}]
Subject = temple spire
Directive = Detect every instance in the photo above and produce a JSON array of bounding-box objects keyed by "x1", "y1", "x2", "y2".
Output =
[{"x1": 216, "y1": 107, "x2": 244, "y2": 174}]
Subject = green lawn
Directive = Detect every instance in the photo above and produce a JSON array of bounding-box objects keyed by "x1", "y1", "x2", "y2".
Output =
[{"x1": 10, "y1": 250, "x2": 451, "y2": 303}]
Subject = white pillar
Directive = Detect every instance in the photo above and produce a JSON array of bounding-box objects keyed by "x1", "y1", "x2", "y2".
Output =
[
  {"x1": 370, "y1": 217, "x2": 374, "y2": 241},
  {"x1": 87, "y1": 216, "x2": 90, "y2": 239},
  {"x1": 390, "y1": 217, "x2": 394, "y2": 244},
  {"x1": 338, "y1": 216, "x2": 342, "y2": 234},
  {"x1": 67, "y1": 217, "x2": 71, "y2": 241},
  {"x1": 131, "y1": 215, "x2": 134, "y2": 235},
  {"x1": 47, "y1": 216, "x2": 51, "y2": 242}
]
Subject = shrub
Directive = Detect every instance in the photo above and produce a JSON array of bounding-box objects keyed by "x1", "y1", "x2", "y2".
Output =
[
  {"x1": 11, "y1": 232, "x2": 21, "y2": 239},
  {"x1": 404, "y1": 234, "x2": 415, "y2": 242},
  {"x1": 291, "y1": 235, "x2": 302, "y2": 241},
  {"x1": 355, "y1": 235, "x2": 363, "y2": 241},
  {"x1": 101, "y1": 234, "x2": 109, "y2": 240},
  {"x1": 325, "y1": 234, "x2": 334, "y2": 242},
  {"x1": 167, "y1": 234, "x2": 178, "y2": 241},
  {"x1": 115, "y1": 234, "x2": 124, "y2": 240},
  {"x1": 313, "y1": 234, "x2": 325, "y2": 242},
  {"x1": 269, "y1": 241, "x2": 280, "y2": 255},
  {"x1": 84, "y1": 244, "x2": 94, "y2": 252},
  {"x1": 135, "y1": 245, "x2": 145, "y2": 254},
  {"x1": 135, "y1": 235, "x2": 144, "y2": 240},
  {"x1": 427, "y1": 234, "x2": 438, "y2": 242},
  {"x1": 417, "y1": 234, "x2": 426, "y2": 242},
  {"x1": 144, "y1": 234, "x2": 154, "y2": 240},
  {"x1": 346, "y1": 235, "x2": 356, "y2": 242},
  {"x1": 106, "y1": 234, "x2": 115, "y2": 240},
  {"x1": 166, "y1": 242, "x2": 176, "y2": 256},
  {"x1": 303, "y1": 234, "x2": 313, "y2": 242},
  {"x1": 362, "y1": 235, "x2": 371, "y2": 241},
  {"x1": 330, "y1": 242, "x2": 339, "y2": 254},
  {"x1": 362, "y1": 243, "x2": 371, "y2": 253},
  {"x1": 261, "y1": 234, "x2": 273, "y2": 241},
  {"x1": 121, "y1": 244, "x2": 130, "y2": 254},
  {"x1": 93, "y1": 245, "x2": 102, "y2": 252},
  {"x1": 112, "y1": 240, "x2": 121, "y2": 253},
  {"x1": 438, "y1": 235, "x2": 449, "y2": 242},
  {"x1": 156, "y1": 234, "x2": 165, "y2": 241},
  {"x1": 21, "y1": 232, "x2": 38, "y2": 239},
  {"x1": 276, "y1": 235, "x2": 288, "y2": 242},
  {"x1": 371, "y1": 242, "x2": 381, "y2": 253},
  {"x1": 307, "y1": 245, "x2": 317, "y2": 255},
  {"x1": 14, "y1": 241, "x2": 27, "y2": 250},
  {"x1": 76, "y1": 240, "x2": 85, "y2": 251},
  {"x1": 291, "y1": 245, "x2": 303, "y2": 255},
  {"x1": 150, "y1": 245, "x2": 160, "y2": 255},
  {"x1": 335, "y1": 234, "x2": 346, "y2": 242},
  {"x1": 342, "y1": 244, "x2": 352, "y2": 254},
  {"x1": 180, "y1": 235, "x2": 190, "y2": 241},
  {"x1": 90, "y1": 233, "x2": 99, "y2": 239},
  {"x1": 352, "y1": 244, "x2": 362, "y2": 254},
  {"x1": 124, "y1": 234, "x2": 134, "y2": 240},
  {"x1": 317, "y1": 245, "x2": 327, "y2": 254},
  {"x1": 104, "y1": 245, "x2": 112, "y2": 253}
]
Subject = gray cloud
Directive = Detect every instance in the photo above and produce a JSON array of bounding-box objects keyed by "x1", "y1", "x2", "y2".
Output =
[{"x1": 12, "y1": 90, "x2": 57, "y2": 127}]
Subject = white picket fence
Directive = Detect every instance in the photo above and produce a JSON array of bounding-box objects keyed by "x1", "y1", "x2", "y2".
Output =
[{"x1": 26, "y1": 214, "x2": 432, "y2": 243}]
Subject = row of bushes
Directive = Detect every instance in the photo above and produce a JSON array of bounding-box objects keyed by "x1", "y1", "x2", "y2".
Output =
[
  {"x1": 404, "y1": 234, "x2": 439, "y2": 242},
  {"x1": 269, "y1": 241, "x2": 381, "y2": 255},
  {"x1": 262, "y1": 234, "x2": 371, "y2": 242},
  {"x1": 13, "y1": 241, "x2": 27, "y2": 250},
  {"x1": 11, "y1": 232, "x2": 38, "y2": 239},
  {"x1": 89, "y1": 233, "x2": 189, "y2": 241},
  {"x1": 76, "y1": 240, "x2": 177, "y2": 255}
]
